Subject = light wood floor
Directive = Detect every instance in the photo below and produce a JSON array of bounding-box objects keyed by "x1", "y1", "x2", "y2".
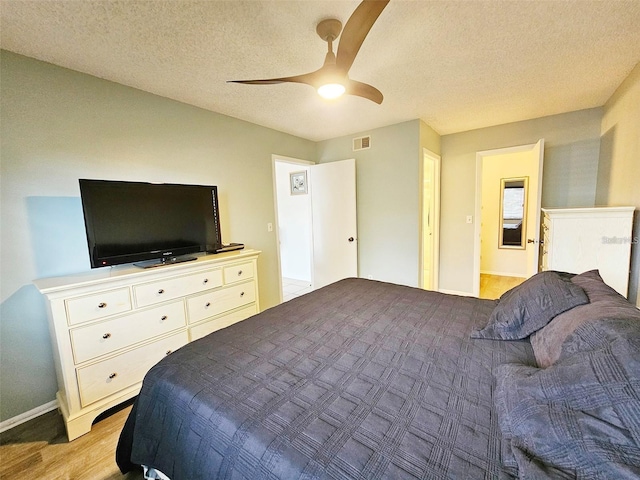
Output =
[
  {"x1": 0, "y1": 402, "x2": 144, "y2": 480},
  {"x1": 479, "y1": 274, "x2": 526, "y2": 299}
]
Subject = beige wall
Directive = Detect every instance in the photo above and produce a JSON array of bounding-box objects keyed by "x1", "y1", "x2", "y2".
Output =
[
  {"x1": 480, "y1": 150, "x2": 536, "y2": 277},
  {"x1": 440, "y1": 108, "x2": 603, "y2": 294},
  {"x1": 597, "y1": 62, "x2": 640, "y2": 305},
  {"x1": 420, "y1": 119, "x2": 441, "y2": 156},
  {"x1": 0, "y1": 51, "x2": 316, "y2": 422}
]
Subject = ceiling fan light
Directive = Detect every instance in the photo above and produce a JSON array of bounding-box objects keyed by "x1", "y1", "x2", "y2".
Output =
[{"x1": 318, "y1": 83, "x2": 346, "y2": 99}]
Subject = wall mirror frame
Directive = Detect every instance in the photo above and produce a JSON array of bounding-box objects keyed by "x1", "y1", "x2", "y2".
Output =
[{"x1": 498, "y1": 176, "x2": 528, "y2": 249}]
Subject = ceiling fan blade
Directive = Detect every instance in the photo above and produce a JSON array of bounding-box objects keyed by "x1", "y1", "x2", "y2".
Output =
[
  {"x1": 345, "y1": 79, "x2": 384, "y2": 104},
  {"x1": 228, "y1": 71, "x2": 320, "y2": 87},
  {"x1": 336, "y1": 0, "x2": 390, "y2": 73}
]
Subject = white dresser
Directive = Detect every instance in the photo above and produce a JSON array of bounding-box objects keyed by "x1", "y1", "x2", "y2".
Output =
[
  {"x1": 34, "y1": 249, "x2": 260, "y2": 440},
  {"x1": 541, "y1": 207, "x2": 634, "y2": 296}
]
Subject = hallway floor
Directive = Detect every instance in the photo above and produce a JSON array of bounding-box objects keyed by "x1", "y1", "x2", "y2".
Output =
[
  {"x1": 282, "y1": 277, "x2": 313, "y2": 302},
  {"x1": 479, "y1": 274, "x2": 526, "y2": 299}
]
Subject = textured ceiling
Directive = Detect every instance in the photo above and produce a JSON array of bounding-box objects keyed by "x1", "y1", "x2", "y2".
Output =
[{"x1": 1, "y1": 0, "x2": 639, "y2": 141}]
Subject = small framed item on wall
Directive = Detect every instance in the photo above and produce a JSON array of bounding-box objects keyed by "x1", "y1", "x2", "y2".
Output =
[{"x1": 290, "y1": 171, "x2": 307, "y2": 195}]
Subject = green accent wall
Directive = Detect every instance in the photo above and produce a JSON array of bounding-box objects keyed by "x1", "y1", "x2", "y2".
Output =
[{"x1": 0, "y1": 51, "x2": 316, "y2": 421}]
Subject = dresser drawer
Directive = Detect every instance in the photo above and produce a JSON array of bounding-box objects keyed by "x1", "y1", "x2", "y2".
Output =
[
  {"x1": 223, "y1": 262, "x2": 254, "y2": 284},
  {"x1": 77, "y1": 331, "x2": 188, "y2": 407},
  {"x1": 189, "y1": 305, "x2": 257, "y2": 341},
  {"x1": 134, "y1": 268, "x2": 223, "y2": 308},
  {"x1": 66, "y1": 288, "x2": 132, "y2": 326},
  {"x1": 70, "y1": 301, "x2": 186, "y2": 364},
  {"x1": 187, "y1": 281, "x2": 256, "y2": 324}
]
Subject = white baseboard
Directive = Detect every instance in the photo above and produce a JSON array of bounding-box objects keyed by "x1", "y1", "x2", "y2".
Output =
[
  {"x1": 438, "y1": 288, "x2": 475, "y2": 297},
  {"x1": 0, "y1": 400, "x2": 58, "y2": 434}
]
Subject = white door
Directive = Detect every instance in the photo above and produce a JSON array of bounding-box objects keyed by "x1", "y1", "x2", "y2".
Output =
[
  {"x1": 526, "y1": 139, "x2": 545, "y2": 276},
  {"x1": 310, "y1": 159, "x2": 358, "y2": 289},
  {"x1": 421, "y1": 150, "x2": 441, "y2": 291}
]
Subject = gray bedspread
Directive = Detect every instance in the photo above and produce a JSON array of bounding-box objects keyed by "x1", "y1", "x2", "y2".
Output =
[
  {"x1": 494, "y1": 317, "x2": 640, "y2": 478},
  {"x1": 117, "y1": 278, "x2": 536, "y2": 479}
]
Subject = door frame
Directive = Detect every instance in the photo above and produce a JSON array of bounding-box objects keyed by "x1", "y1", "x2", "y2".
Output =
[
  {"x1": 473, "y1": 140, "x2": 544, "y2": 296},
  {"x1": 419, "y1": 148, "x2": 441, "y2": 290},
  {"x1": 272, "y1": 154, "x2": 315, "y2": 303}
]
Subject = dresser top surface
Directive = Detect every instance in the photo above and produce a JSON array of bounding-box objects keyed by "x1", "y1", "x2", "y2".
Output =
[
  {"x1": 34, "y1": 249, "x2": 261, "y2": 294},
  {"x1": 542, "y1": 206, "x2": 635, "y2": 215}
]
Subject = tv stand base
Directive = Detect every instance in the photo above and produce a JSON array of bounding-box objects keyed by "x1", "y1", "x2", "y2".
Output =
[{"x1": 135, "y1": 255, "x2": 197, "y2": 269}]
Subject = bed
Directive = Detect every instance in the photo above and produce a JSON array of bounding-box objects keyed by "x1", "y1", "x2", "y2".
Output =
[{"x1": 117, "y1": 272, "x2": 640, "y2": 479}]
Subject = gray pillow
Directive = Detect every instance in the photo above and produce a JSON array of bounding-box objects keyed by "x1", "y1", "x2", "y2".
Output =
[
  {"x1": 531, "y1": 270, "x2": 640, "y2": 367},
  {"x1": 571, "y1": 268, "x2": 628, "y2": 303},
  {"x1": 471, "y1": 271, "x2": 588, "y2": 340},
  {"x1": 493, "y1": 318, "x2": 640, "y2": 479}
]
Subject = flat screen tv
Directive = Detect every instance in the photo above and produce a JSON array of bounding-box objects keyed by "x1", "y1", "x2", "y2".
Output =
[{"x1": 79, "y1": 179, "x2": 223, "y2": 268}]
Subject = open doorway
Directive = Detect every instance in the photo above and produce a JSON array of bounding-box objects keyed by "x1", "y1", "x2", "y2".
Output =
[
  {"x1": 273, "y1": 156, "x2": 314, "y2": 303},
  {"x1": 272, "y1": 156, "x2": 359, "y2": 303},
  {"x1": 420, "y1": 149, "x2": 441, "y2": 291},
  {"x1": 474, "y1": 140, "x2": 544, "y2": 298}
]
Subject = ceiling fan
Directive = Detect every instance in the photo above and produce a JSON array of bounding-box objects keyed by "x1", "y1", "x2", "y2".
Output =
[{"x1": 228, "y1": 0, "x2": 390, "y2": 104}]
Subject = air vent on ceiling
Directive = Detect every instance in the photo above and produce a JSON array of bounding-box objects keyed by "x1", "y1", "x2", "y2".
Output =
[{"x1": 353, "y1": 135, "x2": 371, "y2": 151}]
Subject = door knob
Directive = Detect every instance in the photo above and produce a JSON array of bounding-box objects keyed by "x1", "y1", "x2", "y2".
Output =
[
  {"x1": 527, "y1": 239, "x2": 536, "y2": 244},
  {"x1": 348, "y1": 237, "x2": 355, "y2": 242}
]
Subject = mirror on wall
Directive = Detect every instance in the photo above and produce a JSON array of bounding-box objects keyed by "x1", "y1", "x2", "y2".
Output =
[{"x1": 499, "y1": 177, "x2": 528, "y2": 249}]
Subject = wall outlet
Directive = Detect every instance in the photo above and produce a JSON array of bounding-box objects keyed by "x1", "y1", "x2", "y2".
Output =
[
  {"x1": 267, "y1": 222, "x2": 273, "y2": 232},
  {"x1": 466, "y1": 215, "x2": 473, "y2": 224}
]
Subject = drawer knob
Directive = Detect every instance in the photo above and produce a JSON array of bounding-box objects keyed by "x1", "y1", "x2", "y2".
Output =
[
  {"x1": 205, "y1": 302, "x2": 211, "y2": 308},
  {"x1": 240, "y1": 292, "x2": 245, "y2": 297},
  {"x1": 108, "y1": 373, "x2": 117, "y2": 379},
  {"x1": 166, "y1": 350, "x2": 172, "y2": 356},
  {"x1": 158, "y1": 289, "x2": 165, "y2": 295},
  {"x1": 102, "y1": 333, "x2": 111, "y2": 339},
  {"x1": 203, "y1": 278, "x2": 209, "y2": 284},
  {"x1": 161, "y1": 315, "x2": 168, "y2": 321},
  {"x1": 237, "y1": 270, "x2": 243, "y2": 276},
  {"x1": 98, "y1": 302, "x2": 107, "y2": 309}
]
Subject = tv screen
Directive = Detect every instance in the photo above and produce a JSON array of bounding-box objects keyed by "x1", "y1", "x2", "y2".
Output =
[{"x1": 79, "y1": 179, "x2": 222, "y2": 268}]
